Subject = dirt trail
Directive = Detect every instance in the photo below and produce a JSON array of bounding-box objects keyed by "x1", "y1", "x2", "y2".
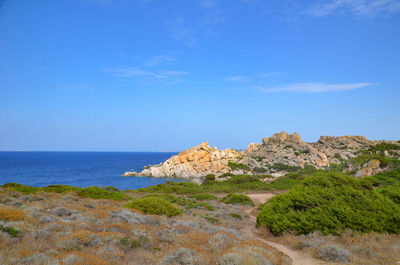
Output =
[{"x1": 244, "y1": 193, "x2": 323, "y2": 265}]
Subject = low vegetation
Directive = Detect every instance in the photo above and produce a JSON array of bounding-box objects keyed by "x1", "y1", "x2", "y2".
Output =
[
  {"x1": 1, "y1": 183, "x2": 130, "y2": 201},
  {"x1": 143, "y1": 194, "x2": 215, "y2": 211},
  {"x1": 227, "y1": 162, "x2": 250, "y2": 171},
  {"x1": 0, "y1": 224, "x2": 19, "y2": 237},
  {"x1": 220, "y1": 193, "x2": 254, "y2": 206},
  {"x1": 125, "y1": 197, "x2": 182, "y2": 217},
  {"x1": 257, "y1": 171, "x2": 400, "y2": 235}
]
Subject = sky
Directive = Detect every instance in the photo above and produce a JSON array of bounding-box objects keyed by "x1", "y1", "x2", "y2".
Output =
[{"x1": 0, "y1": 0, "x2": 399, "y2": 151}]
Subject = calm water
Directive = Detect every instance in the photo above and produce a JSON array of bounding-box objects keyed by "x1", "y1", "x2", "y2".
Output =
[{"x1": 0, "y1": 152, "x2": 184, "y2": 190}]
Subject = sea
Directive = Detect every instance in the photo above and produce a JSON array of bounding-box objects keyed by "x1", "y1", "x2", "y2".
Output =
[{"x1": 0, "y1": 151, "x2": 185, "y2": 190}]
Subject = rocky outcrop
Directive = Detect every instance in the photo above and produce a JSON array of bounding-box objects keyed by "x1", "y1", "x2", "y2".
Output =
[
  {"x1": 123, "y1": 142, "x2": 241, "y2": 183},
  {"x1": 355, "y1": 159, "x2": 382, "y2": 177},
  {"x1": 245, "y1": 131, "x2": 329, "y2": 169},
  {"x1": 123, "y1": 132, "x2": 399, "y2": 182}
]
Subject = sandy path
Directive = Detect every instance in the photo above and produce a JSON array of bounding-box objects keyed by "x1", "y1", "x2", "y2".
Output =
[{"x1": 244, "y1": 193, "x2": 323, "y2": 265}]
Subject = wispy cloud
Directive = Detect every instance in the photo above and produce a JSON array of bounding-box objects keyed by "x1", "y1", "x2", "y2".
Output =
[
  {"x1": 102, "y1": 67, "x2": 188, "y2": 84},
  {"x1": 224, "y1": 72, "x2": 282, "y2": 82},
  {"x1": 306, "y1": 0, "x2": 400, "y2": 17},
  {"x1": 254, "y1": 82, "x2": 373, "y2": 93},
  {"x1": 224, "y1": 75, "x2": 251, "y2": 82},
  {"x1": 144, "y1": 55, "x2": 177, "y2": 67}
]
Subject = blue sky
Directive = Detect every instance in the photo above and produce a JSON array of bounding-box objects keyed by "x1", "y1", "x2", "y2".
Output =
[{"x1": 0, "y1": 0, "x2": 399, "y2": 151}]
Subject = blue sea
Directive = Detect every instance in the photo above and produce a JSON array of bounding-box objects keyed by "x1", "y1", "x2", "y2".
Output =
[{"x1": 0, "y1": 152, "x2": 185, "y2": 190}]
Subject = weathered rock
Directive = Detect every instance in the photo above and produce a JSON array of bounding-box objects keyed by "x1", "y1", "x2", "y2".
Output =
[
  {"x1": 53, "y1": 207, "x2": 72, "y2": 217},
  {"x1": 355, "y1": 159, "x2": 382, "y2": 177},
  {"x1": 123, "y1": 142, "x2": 241, "y2": 183}
]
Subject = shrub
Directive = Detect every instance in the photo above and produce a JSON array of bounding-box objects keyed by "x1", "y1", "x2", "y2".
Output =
[
  {"x1": 0, "y1": 224, "x2": 19, "y2": 237},
  {"x1": 1, "y1": 183, "x2": 40, "y2": 194},
  {"x1": 257, "y1": 172, "x2": 400, "y2": 235},
  {"x1": 41, "y1": 185, "x2": 79, "y2": 193},
  {"x1": 77, "y1": 186, "x2": 127, "y2": 201},
  {"x1": 220, "y1": 193, "x2": 254, "y2": 206},
  {"x1": 318, "y1": 245, "x2": 350, "y2": 263},
  {"x1": 228, "y1": 162, "x2": 250, "y2": 171},
  {"x1": 229, "y1": 213, "x2": 242, "y2": 220},
  {"x1": 0, "y1": 208, "x2": 25, "y2": 221},
  {"x1": 120, "y1": 235, "x2": 150, "y2": 249},
  {"x1": 269, "y1": 163, "x2": 301, "y2": 172},
  {"x1": 144, "y1": 194, "x2": 214, "y2": 211},
  {"x1": 204, "y1": 216, "x2": 220, "y2": 224},
  {"x1": 204, "y1": 174, "x2": 216, "y2": 182},
  {"x1": 125, "y1": 197, "x2": 182, "y2": 217}
]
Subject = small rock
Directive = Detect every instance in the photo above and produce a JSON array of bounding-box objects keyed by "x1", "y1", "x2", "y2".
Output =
[
  {"x1": 53, "y1": 207, "x2": 72, "y2": 217},
  {"x1": 84, "y1": 203, "x2": 97, "y2": 209},
  {"x1": 40, "y1": 215, "x2": 57, "y2": 224}
]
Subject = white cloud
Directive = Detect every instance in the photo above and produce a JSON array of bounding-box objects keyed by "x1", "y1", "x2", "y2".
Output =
[
  {"x1": 255, "y1": 82, "x2": 373, "y2": 92},
  {"x1": 224, "y1": 75, "x2": 251, "y2": 82},
  {"x1": 102, "y1": 67, "x2": 188, "y2": 84},
  {"x1": 306, "y1": 0, "x2": 400, "y2": 17}
]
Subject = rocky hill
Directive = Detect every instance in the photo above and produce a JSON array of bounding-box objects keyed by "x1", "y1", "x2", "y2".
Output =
[{"x1": 123, "y1": 132, "x2": 400, "y2": 183}]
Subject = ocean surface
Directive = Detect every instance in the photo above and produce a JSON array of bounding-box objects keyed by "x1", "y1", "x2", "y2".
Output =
[{"x1": 0, "y1": 151, "x2": 185, "y2": 190}]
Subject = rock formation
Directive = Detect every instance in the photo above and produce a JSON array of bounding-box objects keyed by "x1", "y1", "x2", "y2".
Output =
[
  {"x1": 123, "y1": 142, "x2": 241, "y2": 183},
  {"x1": 123, "y1": 132, "x2": 400, "y2": 182}
]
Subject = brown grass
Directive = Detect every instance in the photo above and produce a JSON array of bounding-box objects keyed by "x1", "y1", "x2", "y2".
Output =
[
  {"x1": 0, "y1": 207, "x2": 26, "y2": 221},
  {"x1": 59, "y1": 251, "x2": 109, "y2": 265}
]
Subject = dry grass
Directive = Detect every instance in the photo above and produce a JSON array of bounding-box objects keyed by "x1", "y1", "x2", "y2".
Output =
[
  {"x1": 264, "y1": 229, "x2": 400, "y2": 265},
  {"x1": 59, "y1": 251, "x2": 109, "y2": 265},
  {"x1": 0, "y1": 207, "x2": 26, "y2": 221}
]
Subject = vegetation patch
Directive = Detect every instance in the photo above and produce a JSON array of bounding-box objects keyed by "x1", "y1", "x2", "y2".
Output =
[
  {"x1": 125, "y1": 197, "x2": 182, "y2": 217},
  {"x1": 77, "y1": 186, "x2": 128, "y2": 201},
  {"x1": 268, "y1": 163, "x2": 301, "y2": 172},
  {"x1": 220, "y1": 193, "x2": 254, "y2": 206},
  {"x1": 204, "y1": 216, "x2": 220, "y2": 224},
  {"x1": 144, "y1": 194, "x2": 215, "y2": 211},
  {"x1": 257, "y1": 171, "x2": 400, "y2": 235},
  {"x1": 0, "y1": 208, "x2": 25, "y2": 221},
  {"x1": 229, "y1": 213, "x2": 242, "y2": 220},
  {"x1": 228, "y1": 162, "x2": 250, "y2": 171},
  {"x1": 0, "y1": 224, "x2": 19, "y2": 237}
]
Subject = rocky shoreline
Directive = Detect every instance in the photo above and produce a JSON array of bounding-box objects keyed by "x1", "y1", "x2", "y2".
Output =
[{"x1": 123, "y1": 132, "x2": 399, "y2": 183}]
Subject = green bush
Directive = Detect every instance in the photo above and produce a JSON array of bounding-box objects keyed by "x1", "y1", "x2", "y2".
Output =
[
  {"x1": 228, "y1": 162, "x2": 250, "y2": 171},
  {"x1": 220, "y1": 193, "x2": 254, "y2": 206},
  {"x1": 2, "y1": 183, "x2": 40, "y2": 194},
  {"x1": 125, "y1": 197, "x2": 182, "y2": 217},
  {"x1": 120, "y1": 235, "x2": 150, "y2": 249},
  {"x1": 41, "y1": 185, "x2": 79, "y2": 193},
  {"x1": 230, "y1": 213, "x2": 242, "y2": 219},
  {"x1": 77, "y1": 186, "x2": 127, "y2": 201},
  {"x1": 257, "y1": 172, "x2": 400, "y2": 235},
  {"x1": 0, "y1": 225, "x2": 19, "y2": 237},
  {"x1": 269, "y1": 163, "x2": 301, "y2": 172},
  {"x1": 204, "y1": 216, "x2": 220, "y2": 224}
]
